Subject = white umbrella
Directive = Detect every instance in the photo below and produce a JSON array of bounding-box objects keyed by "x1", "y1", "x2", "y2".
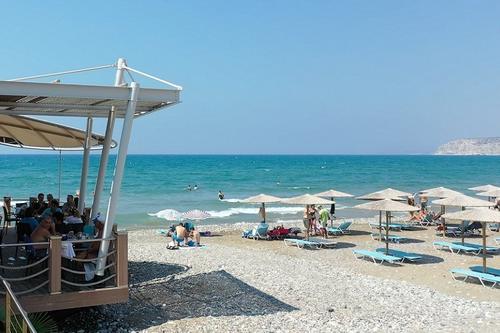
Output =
[
  {"x1": 356, "y1": 188, "x2": 411, "y2": 201},
  {"x1": 181, "y1": 209, "x2": 211, "y2": 220},
  {"x1": 281, "y1": 194, "x2": 335, "y2": 205},
  {"x1": 148, "y1": 209, "x2": 182, "y2": 221},
  {"x1": 443, "y1": 208, "x2": 500, "y2": 273},
  {"x1": 433, "y1": 195, "x2": 494, "y2": 239},
  {"x1": 315, "y1": 189, "x2": 352, "y2": 220},
  {"x1": 419, "y1": 187, "x2": 462, "y2": 198},
  {"x1": 468, "y1": 184, "x2": 500, "y2": 192},
  {"x1": 240, "y1": 194, "x2": 282, "y2": 222},
  {"x1": 476, "y1": 189, "x2": 500, "y2": 198},
  {"x1": 354, "y1": 199, "x2": 418, "y2": 254}
]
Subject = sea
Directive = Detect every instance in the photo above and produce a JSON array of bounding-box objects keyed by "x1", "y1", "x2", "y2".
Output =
[{"x1": 1, "y1": 154, "x2": 499, "y2": 229}]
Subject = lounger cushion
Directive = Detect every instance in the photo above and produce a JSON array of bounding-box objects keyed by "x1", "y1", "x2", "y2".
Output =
[
  {"x1": 469, "y1": 266, "x2": 500, "y2": 277},
  {"x1": 375, "y1": 248, "x2": 422, "y2": 261},
  {"x1": 353, "y1": 249, "x2": 402, "y2": 263},
  {"x1": 451, "y1": 268, "x2": 500, "y2": 284}
]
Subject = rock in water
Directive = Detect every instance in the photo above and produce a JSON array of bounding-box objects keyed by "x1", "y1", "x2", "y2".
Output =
[{"x1": 435, "y1": 137, "x2": 500, "y2": 155}]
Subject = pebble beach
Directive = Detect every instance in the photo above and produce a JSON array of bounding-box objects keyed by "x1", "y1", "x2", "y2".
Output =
[{"x1": 61, "y1": 219, "x2": 500, "y2": 333}]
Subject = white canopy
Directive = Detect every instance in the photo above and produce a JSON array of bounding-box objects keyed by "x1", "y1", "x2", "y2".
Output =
[
  {"x1": 357, "y1": 188, "x2": 411, "y2": 201},
  {"x1": 0, "y1": 114, "x2": 117, "y2": 150},
  {"x1": 477, "y1": 189, "x2": 500, "y2": 198},
  {"x1": 419, "y1": 187, "x2": 462, "y2": 198},
  {"x1": 240, "y1": 194, "x2": 282, "y2": 203},
  {"x1": 432, "y1": 195, "x2": 494, "y2": 208},
  {"x1": 468, "y1": 184, "x2": 500, "y2": 192},
  {"x1": 443, "y1": 208, "x2": 500, "y2": 223},
  {"x1": 281, "y1": 194, "x2": 335, "y2": 205},
  {"x1": 314, "y1": 189, "x2": 353, "y2": 198},
  {"x1": 353, "y1": 199, "x2": 419, "y2": 212}
]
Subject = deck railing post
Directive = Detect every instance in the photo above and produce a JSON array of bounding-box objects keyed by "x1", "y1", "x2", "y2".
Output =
[
  {"x1": 115, "y1": 231, "x2": 128, "y2": 288},
  {"x1": 49, "y1": 236, "x2": 62, "y2": 294},
  {"x1": 5, "y1": 290, "x2": 11, "y2": 333}
]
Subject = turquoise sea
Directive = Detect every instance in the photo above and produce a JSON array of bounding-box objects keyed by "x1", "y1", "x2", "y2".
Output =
[{"x1": 1, "y1": 155, "x2": 499, "y2": 229}]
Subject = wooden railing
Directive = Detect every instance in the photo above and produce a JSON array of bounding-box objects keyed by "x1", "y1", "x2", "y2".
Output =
[
  {"x1": 2, "y1": 279, "x2": 37, "y2": 332},
  {"x1": 0, "y1": 231, "x2": 128, "y2": 297}
]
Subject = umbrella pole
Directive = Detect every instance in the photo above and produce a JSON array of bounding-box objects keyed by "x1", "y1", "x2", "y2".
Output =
[
  {"x1": 482, "y1": 222, "x2": 487, "y2": 273},
  {"x1": 262, "y1": 202, "x2": 266, "y2": 223},
  {"x1": 461, "y1": 206, "x2": 465, "y2": 245},
  {"x1": 385, "y1": 211, "x2": 390, "y2": 254},
  {"x1": 379, "y1": 211, "x2": 382, "y2": 243},
  {"x1": 58, "y1": 150, "x2": 62, "y2": 202},
  {"x1": 441, "y1": 205, "x2": 446, "y2": 238}
]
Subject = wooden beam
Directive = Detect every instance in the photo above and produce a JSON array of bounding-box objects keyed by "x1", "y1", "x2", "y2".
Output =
[
  {"x1": 115, "y1": 231, "x2": 128, "y2": 287},
  {"x1": 48, "y1": 236, "x2": 62, "y2": 295},
  {"x1": 18, "y1": 287, "x2": 128, "y2": 313}
]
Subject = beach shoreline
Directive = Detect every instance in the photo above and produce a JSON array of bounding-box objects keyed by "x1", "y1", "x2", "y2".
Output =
[{"x1": 62, "y1": 218, "x2": 500, "y2": 332}]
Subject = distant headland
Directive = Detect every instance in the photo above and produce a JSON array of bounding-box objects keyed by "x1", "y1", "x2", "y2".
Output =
[{"x1": 435, "y1": 137, "x2": 500, "y2": 155}]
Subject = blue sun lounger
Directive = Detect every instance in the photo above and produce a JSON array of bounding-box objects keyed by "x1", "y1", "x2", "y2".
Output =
[
  {"x1": 369, "y1": 222, "x2": 402, "y2": 231},
  {"x1": 327, "y1": 221, "x2": 352, "y2": 235},
  {"x1": 284, "y1": 238, "x2": 321, "y2": 249},
  {"x1": 375, "y1": 248, "x2": 423, "y2": 262},
  {"x1": 469, "y1": 266, "x2": 500, "y2": 277},
  {"x1": 452, "y1": 242, "x2": 500, "y2": 254},
  {"x1": 433, "y1": 241, "x2": 481, "y2": 255},
  {"x1": 450, "y1": 268, "x2": 500, "y2": 288},
  {"x1": 370, "y1": 233, "x2": 406, "y2": 243},
  {"x1": 353, "y1": 249, "x2": 403, "y2": 265},
  {"x1": 495, "y1": 237, "x2": 499, "y2": 245}
]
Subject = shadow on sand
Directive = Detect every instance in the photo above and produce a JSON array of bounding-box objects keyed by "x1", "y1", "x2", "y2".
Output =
[{"x1": 124, "y1": 267, "x2": 298, "y2": 330}]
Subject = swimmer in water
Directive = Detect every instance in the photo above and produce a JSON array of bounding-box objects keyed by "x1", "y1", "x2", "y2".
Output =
[
  {"x1": 218, "y1": 190, "x2": 224, "y2": 200},
  {"x1": 187, "y1": 185, "x2": 192, "y2": 191},
  {"x1": 193, "y1": 184, "x2": 198, "y2": 190}
]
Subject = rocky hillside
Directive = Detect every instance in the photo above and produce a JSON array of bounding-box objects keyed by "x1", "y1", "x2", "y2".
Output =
[{"x1": 435, "y1": 137, "x2": 500, "y2": 155}]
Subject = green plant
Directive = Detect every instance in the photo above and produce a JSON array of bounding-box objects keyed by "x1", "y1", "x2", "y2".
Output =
[{"x1": 0, "y1": 306, "x2": 58, "y2": 333}]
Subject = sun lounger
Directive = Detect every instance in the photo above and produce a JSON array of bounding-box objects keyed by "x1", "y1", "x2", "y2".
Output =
[
  {"x1": 375, "y1": 248, "x2": 423, "y2": 262},
  {"x1": 369, "y1": 222, "x2": 402, "y2": 231},
  {"x1": 452, "y1": 242, "x2": 500, "y2": 254},
  {"x1": 433, "y1": 241, "x2": 481, "y2": 255},
  {"x1": 417, "y1": 215, "x2": 434, "y2": 227},
  {"x1": 308, "y1": 237, "x2": 336, "y2": 249},
  {"x1": 469, "y1": 266, "x2": 500, "y2": 277},
  {"x1": 242, "y1": 224, "x2": 269, "y2": 240},
  {"x1": 283, "y1": 238, "x2": 321, "y2": 249},
  {"x1": 496, "y1": 237, "x2": 500, "y2": 245},
  {"x1": 488, "y1": 223, "x2": 500, "y2": 232},
  {"x1": 370, "y1": 233, "x2": 406, "y2": 243},
  {"x1": 450, "y1": 268, "x2": 500, "y2": 288},
  {"x1": 327, "y1": 221, "x2": 352, "y2": 235},
  {"x1": 353, "y1": 249, "x2": 403, "y2": 265}
]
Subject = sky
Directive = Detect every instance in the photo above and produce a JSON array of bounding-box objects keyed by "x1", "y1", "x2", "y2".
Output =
[{"x1": 1, "y1": 0, "x2": 500, "y2": 154}]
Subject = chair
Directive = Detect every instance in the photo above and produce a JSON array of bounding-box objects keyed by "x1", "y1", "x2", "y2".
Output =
[
  {"x1": 433, "y1": 241, "x2": 481, "y2": 255},
  {"x1": 327, "y1": 221, "x2": 352, "y2": 235},
  {"x1": 469, "y1": 266, "x2": 500, "y2": 277},
  {"x1": 496, "y1": 237, "x2": 500, "y2": 245},
  {"x1": 489, "y1": 223, "x2": 500, "y2": 232},
  {"x1": 242, "y1": 224, "x2": 269, "y2": 240},
  {"x1": 353, "y1": 249, "x2": 403, "y2": 265},
  {"x1": 450, "y1": 268, "x2": 500, "y2": 287},
  {"x1": 283, "y1": 238, "x2": 321, "y2": 249},
  {"x1": 451, "y1": 242, "x2": 499, "y2": 254},
  {"x1": 375, "y1": 248, "x2": 422, "y2": 262},
  {"x1": 370, "y1": 233, "x2": 406, "y2": 243},
  {"x1": 15, "y1": 222, "x2": 33, "y2": 257}
]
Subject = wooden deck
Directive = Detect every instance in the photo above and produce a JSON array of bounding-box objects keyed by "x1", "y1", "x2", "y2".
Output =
[{"x1": 0, "y1": 227, "x2": 128, "y2": 313}]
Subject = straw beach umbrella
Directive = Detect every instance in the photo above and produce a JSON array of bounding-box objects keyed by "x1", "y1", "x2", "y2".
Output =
[
  {"x1": 315, "y1": 189, "x2": 353, "y2": 220},
  {"x1": 240, "y1": 194, "x2": 282, "y2": 223},
  {"x1": 281, "y1": 194, "x2": 335, "y2": 239},
  {"x1": 420, "y1": 187, "x2": 462, "y2": 236},
  {"x1": 354, "y1": 199, "x2": 419, "y2": 254},
  {"x1": 443, "y1": 208, "x2": 500, "y2": 273},
  {"x1": 468, "y1": 184, "x2": 500, "y2": 192},
  {"x1": 432, "y1": 195, "x2": 494, "y2": 241},
  {"x1": 357, "y1": 188, "x2": 412, "y2": 232},
  {"x1": 476, "y1": 188, "x2": 500, "y2": 202},
  {"x1": 356, "y1": 188, "x2": 411, "y2": 201}
]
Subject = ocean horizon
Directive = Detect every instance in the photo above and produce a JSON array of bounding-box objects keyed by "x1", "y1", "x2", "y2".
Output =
[{"x1": 1, "y1": 154, "x2": 499, "y2": 229}]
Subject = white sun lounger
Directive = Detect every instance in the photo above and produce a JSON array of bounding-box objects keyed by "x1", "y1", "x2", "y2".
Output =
[
  {"x1": 284, "y1": 238, "x2": 321, "y2": 249},
  {"x1": 353, "y1": 249, "x2": 403, "y2": 265},
  {"x1": 370, "y1": 233, "x2": 406, "y2": 243}
]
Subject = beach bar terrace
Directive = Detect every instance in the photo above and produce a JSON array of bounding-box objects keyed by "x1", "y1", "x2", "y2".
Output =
[{"x1": 0, "y1": 58, "x2": 181, "y2": 313}]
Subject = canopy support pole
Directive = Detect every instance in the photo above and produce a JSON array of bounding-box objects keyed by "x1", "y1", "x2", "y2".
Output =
[
  {"x1": 78, "y1": 117, "x2": 93, "y2": 214},
  {"x1": 96, "y1": 82, "x2": 139, "y2": 275},
  {"x1": 90, "y1": 58, "x2": 126, "y2": 220},
  {"x1": 482, "y1": 223, "x2": 487, "y2": 273},
  {"x1": 58, "y1": 150, "x2": 62, "y2": 202},
  {"x1": 385, "y1": 211, "x2": 390, "y2": 254}
]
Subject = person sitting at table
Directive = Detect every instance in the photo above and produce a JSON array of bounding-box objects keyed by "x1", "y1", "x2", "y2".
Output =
[
  {"x1": 41, "y1": 199, "x2": 62, "y2": 221},
  {"x1": 53, "y1": 211, "x2": 66, "y2": 234},
  {"x1": 64, "y1": 208, "x2": 83, "y2": 224},
  {"x1": 30, "y1": 215, "x2": 54, "y2": 257},
  {"x1": 33, "y1": 193, "x2": 48, "y2": 215},
  {"x1": 76, "y1": 214, "x2": 105, "y2": 259},
  {"x1": 62, "y1": 194, "x2": 76, "y2": 215},
  {"x1": 20, "y1": 206, "x2": 39, "y2": 232}
]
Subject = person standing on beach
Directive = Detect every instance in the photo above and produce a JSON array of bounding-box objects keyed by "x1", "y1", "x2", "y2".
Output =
[
  {"x1": 303, "y1": 205, "x2": 310, "y2": 240},
  {"x1": 319, "y1": 206, "x2": 330, "y2": 238}
]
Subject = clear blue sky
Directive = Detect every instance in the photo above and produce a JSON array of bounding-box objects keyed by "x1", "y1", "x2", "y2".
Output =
[{"x1": 1, "y1": 0, "x2": 499, "y2": 154}]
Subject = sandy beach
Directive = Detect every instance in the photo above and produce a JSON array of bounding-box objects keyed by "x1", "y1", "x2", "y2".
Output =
[{"x1": 61, "y1": 219, "x2": 500, "y2": 333}]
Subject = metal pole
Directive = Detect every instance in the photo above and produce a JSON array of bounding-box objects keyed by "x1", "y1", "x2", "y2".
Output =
[
  {"x1": 58, "y1": 150, "x2": 62, "y2": 202},
  {"x1": 262, "y1": 202, "x2": 266, "y2": 222},
  {"x1": 90, "y1": 58, "x2": 126, "y2": 220},
  {"x1": 78, "y1": 117, "x2": 93, "y2": 214},
  {"x1": 96, "y1": 82, "x2": 139, "y2": 275},
  {"x1": 461, "y1": 206, "x2": 465, "y2": 245},
  {"x1": 385, "y1": 211, "x2": 390, "y2": 254},
  {"x1": 379, "y1": 210, "x2": 382, "y2": 242},
  {"x1": 482, "y1": 222, "x2": 487, "y2": 273}
]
